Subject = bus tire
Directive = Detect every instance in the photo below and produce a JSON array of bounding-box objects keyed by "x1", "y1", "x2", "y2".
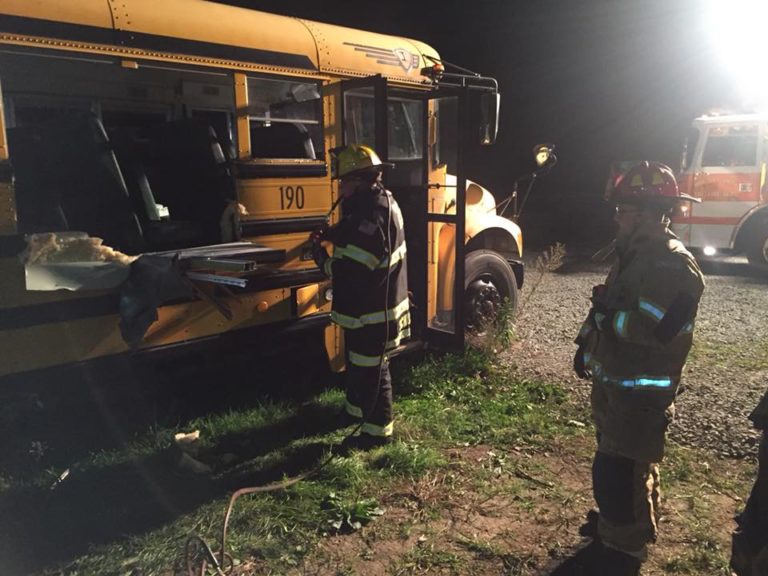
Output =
[
  {"x1": 464, "y1": 250, "x2": 518, "y2": 333},
  {"x1": 746, "y1": 226, "x2": 768, "y2": 273}
]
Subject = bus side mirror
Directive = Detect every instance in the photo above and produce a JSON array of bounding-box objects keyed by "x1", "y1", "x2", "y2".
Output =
[
  {"x1": 533, "y1": 143, "x2": 555, "y2": 168},
  {"x1": 479, "y1": 92, "x2": 500, "y2": 145}
]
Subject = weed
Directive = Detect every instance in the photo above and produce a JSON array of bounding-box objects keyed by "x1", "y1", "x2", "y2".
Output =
[
  {"x1": 517, "y1": 243, "x2": 566, "y2": 318},
  {"x1": 369, "y1": 442, "x2": 445, "y2": 477},
  {"x1": 317, "y1": 453, "x2": 369, "y2": 490},
  {"x1": 322, "y1": 492, "x2": 384, "y2": 533},
  {"x1": 394, "y1": 542, "x2": 464, "y2": 574},
  {"x1": 455, "y1": 535, "x2": 502, "y2": 559},
  {"x1": 501, "y1": 552, "x2": 537, "y2": 575},
  {"x1": 663, "y1": 536, "x2": 731, "y2": 574},
  {"x1": 665, "y1": 444, "x2": 696, "y2": 485}
]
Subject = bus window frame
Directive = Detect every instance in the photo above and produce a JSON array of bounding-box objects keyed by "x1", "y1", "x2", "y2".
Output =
[
  {"x1": 343, "y1": 88, "x2": 424, "y2": 162},
  {"x1": 234, "y1": 72, "x2": 327, "y2": 177},
  {"x1": 245, "y1": 75, "x2": 325, "y2": 161}
]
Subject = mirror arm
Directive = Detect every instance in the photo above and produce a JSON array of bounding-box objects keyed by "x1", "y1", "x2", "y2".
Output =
[{"x1": 513, "y1": 173, "x2": 538, "y2": 222}]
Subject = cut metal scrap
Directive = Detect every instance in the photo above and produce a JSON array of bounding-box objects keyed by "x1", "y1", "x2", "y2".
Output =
[
  {"x1": 186, "y1": 257, "x2": 258, "y2": 272},
  {"x1": 185, "y1": 272, "x2": 248, "y2": 288}
]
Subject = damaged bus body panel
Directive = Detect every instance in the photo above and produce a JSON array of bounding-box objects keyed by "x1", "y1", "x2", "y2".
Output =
[{"x1": 0, "y1": 0, "x2": 516, "y2": 385}]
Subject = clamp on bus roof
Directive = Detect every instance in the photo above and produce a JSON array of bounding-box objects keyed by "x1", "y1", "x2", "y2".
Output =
[{"x1": 421, "y1": 55, "x2": 498, "y2": 93}]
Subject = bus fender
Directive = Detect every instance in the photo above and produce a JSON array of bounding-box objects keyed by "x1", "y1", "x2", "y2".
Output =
[{"x1": 465, "y1": 211, "x2": 523, "y2": 258}]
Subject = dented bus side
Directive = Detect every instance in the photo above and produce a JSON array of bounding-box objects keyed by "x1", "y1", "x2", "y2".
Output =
[{"x1": 0, "y1": 0, "x2": 523, "y2": 385}]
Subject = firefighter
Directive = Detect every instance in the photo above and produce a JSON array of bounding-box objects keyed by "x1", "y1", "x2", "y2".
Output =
[
  {"x1": 310, "y1": 144, "x2": 410, "y2": 450},
  {"x1": 571, "y1": 161, "x2": 705, "y2": 574},
  {"x1": 731, "y1": 393, "x2": 768, "y2": 575}
]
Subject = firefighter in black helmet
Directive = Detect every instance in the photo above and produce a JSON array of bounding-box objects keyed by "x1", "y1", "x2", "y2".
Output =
[{"x1": 310, "y1": 144, "x2": 410, "y2": 449}]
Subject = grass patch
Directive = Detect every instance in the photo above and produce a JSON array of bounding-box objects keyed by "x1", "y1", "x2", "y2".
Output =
[
  {"x1": 394, "y1": 543, "x2": 465, "y2": 574},
  {"x1": 663, "y1": 530, "x2": 731, "y2": 575},
  {"x1": 689, "y1": 338, "x2": 768, "y2": 371},
  {"x1": 397, "y1": 347, "x2": 570, "y2": 447},
  {"x1": 0, "y1": 348, "x2": 587, "y2": 575}
]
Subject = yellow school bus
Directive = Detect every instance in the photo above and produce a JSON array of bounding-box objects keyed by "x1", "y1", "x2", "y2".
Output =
[{"x1": 0, "y1": 0, "x2": 529, "y2": 385}]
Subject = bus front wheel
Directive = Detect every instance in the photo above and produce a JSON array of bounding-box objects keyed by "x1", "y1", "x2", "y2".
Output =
[
  {"x1": 746, "y1": 226, "x2": 768, "y2": 273},
  {"x1": 464, "y1": 250, "x2": 519, "y2": 333}
]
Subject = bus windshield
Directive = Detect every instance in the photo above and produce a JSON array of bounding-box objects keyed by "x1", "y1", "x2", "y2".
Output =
[{"x1": 701, "y1": 124, "x2": 759, "y2": 168}]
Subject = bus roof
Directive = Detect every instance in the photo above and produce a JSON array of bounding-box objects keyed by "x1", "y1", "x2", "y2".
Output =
[{"x1": 0, "y1": 0, "x2": 440, "y2": 85}]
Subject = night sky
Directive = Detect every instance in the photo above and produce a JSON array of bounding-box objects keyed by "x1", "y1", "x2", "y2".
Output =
[{"x1": 218, "y1": 0, "x2": 741, "y2": 248}]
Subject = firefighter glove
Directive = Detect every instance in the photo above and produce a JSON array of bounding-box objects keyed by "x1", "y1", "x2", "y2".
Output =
[
  {"x1": 573, "y1": 345, "x2": 591, "y2": 380},
  {"x1": 309, "y1": 225, "x2": 330, "y2": 269},
  {"x1": 590, "y1": 284, "x2": 609, "y2": 315},
  {"x1": 309, "y1": 222, "x2": 329, "y2": 244}
]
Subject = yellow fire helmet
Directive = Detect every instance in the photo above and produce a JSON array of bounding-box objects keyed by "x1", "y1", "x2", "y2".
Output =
[{"x1": 331, "y1": 144, "x2": 394, "y2": 179}]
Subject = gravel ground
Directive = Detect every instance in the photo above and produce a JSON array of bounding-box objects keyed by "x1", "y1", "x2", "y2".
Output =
[{"x1": 508, "y1": 251, "x2": 768, "y2": 459}]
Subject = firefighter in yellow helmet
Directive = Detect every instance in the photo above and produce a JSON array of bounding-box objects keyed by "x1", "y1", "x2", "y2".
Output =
[
  {"x1": 310, "y1": 144, "x2": 410, "y2": 450},
  {"x1": 568, "y1": 161, "x2": 705, "y2": 574}
]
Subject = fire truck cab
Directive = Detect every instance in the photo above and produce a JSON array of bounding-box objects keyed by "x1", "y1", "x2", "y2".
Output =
[{"x1": 672, "y1": 113, "x2": 768, "y2": 271}]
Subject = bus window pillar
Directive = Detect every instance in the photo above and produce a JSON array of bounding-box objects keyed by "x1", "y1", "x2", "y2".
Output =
[
  {"x1": 234, "y1": 72, "x2": 250, "y2": 159},
  {"x1": 0, "y1": 78, "x2": 16, "y2": 235}
]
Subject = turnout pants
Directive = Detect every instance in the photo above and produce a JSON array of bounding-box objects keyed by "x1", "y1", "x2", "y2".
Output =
[
  {"x1": 732, "y1": 431, "x2": 768, "y2": 576},
  {"x1": 343, "y1": 327, "x2": 393, "y2": 437},
  {"x1": 591, "y1": 380, "x2": 676, "y2": 559},
  {"x1": 593, "y1": 448, "x2": 660, "y2": 559}
]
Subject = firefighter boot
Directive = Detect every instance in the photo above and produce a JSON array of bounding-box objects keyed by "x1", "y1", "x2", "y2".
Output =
[
  {"x1": 336, "y1": 410, "x2": 361, "y2": 429},
  {"x1": 340, "y1": 432, "x2": 393, "y2": 453},
  {"x1": 578, "y1": 508, "x2": 600, "y2": 539},
  {"x1": 548, "y1": 540, "x2": 603, "y2": 576},
  {"x1": 598, "y1": 546, "x2": 642, "y2": 576}
]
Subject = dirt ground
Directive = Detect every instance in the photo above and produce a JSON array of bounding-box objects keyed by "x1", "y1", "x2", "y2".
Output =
[
  {"x1": 287, "y1": 256, "x2": 762, "y2": 576},
  {"x1": 290, "y1": 433, "x2": 747, "y2": 575}
]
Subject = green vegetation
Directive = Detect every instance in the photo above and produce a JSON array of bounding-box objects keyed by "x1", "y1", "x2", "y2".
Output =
[
  {"x1": 663, "y1": 529, "x2": 732, "y2": 575},
  {"x1": 689, "y1": 337, "x2": 768, "y2": 371},
  {"x1": 396, "y1": 348, "x2": 569, "y2": 448},
  {"x1": 0, "y1": 347, "x2": 573, "y2": 575},
  {"x1": 0, "y1": 344, "x2": 755, "y2": 575}
]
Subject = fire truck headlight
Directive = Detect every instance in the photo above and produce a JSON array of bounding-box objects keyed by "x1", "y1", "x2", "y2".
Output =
[
  {"x1": 324, "y1": 288, "x2": 333, "y2": 302},
  {"x1": 703, "y1": 246, "x2": 717, "y2": 256},
  {"x1": 674, "y1": 203, "x2": 690, "y2": 218}
]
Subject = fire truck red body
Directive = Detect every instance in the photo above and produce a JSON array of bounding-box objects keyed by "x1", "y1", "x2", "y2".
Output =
[{"x1": 671, "y1": 113, "x2": 768, "y2": 271}]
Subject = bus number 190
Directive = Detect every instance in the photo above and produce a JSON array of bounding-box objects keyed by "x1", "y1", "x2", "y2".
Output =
[{"x1": 280, "y1": 186, "x2": 305, "y2": 210}]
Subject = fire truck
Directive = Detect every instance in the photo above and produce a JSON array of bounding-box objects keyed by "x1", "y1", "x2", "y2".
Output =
[{"x1": 671, "y1": 113, "x2": 768, "y2": 272}]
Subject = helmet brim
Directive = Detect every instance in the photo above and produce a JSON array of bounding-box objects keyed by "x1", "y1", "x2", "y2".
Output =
[{"x1": 334, "y1": 161, "x2": 395, "y2": 180}]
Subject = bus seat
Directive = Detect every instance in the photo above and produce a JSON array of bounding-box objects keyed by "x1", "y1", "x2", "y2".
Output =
[
  {"x1": 250, "y1": 122, "x2": 316, "y2": 159},
  {"x1": 107, "y1": 128, "x2": 206, "y2": 250},
  {"x1": 8, "y1": 116, "x2": 147, "y2": 254},
  {"x1": 140, "y1": 119, "x2": 235, "y2": 245}
]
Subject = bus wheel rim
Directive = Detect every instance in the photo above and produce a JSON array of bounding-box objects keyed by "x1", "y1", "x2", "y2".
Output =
[{"x1": 465, "y1": 278, "x2": 501, "y2": 329}]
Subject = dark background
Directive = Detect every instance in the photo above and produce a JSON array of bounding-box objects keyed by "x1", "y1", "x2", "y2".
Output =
[{"x1": 218, "y1": 0, "x2": 738, "y2": 249}]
